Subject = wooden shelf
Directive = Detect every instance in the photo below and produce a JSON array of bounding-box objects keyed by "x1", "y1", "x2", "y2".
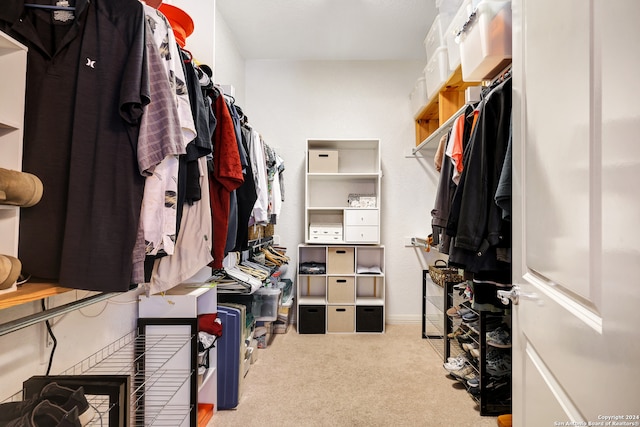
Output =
[
  {"x1": 0, "y1": 282, "x2": 73, "y2": 310},
  {"x1": 414, "y1": 65, "x2": 482, "y2": 146}
]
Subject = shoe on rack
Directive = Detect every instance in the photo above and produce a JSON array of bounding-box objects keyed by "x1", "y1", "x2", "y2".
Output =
[
  {"x1": 461, "y1": 311, "x2": 479, "y2": 323},
  {"x1": 5, "y1": 400, "x2": 80, "y2": 427},
  {"x1": 0, "y1": 254, "x2": 21, "y2": 290},
  {"x1": 443, "y1": 355, "x2": 468, "y2": 372},
  {"x1": 0, "y1": 383, "x2": 94, "y2": 426},
  {"x1": 466, "y1": 377, "x2": 480, "y2": 388},
  {"x1": 0, "y1": 168, "x2": 43, "y2": 208},
  {"x1": 486, "y1": 353, "x2": 512, "y2": 377},
  {"x1": 455, "y1": 328, "x2": 478, "y2": 344},
  {"x1": 445, "y1": 301, "x2": 472, "y2": 318},
  {"x1": 462, "y1": 342, "x2": 478, "y2": 352},
  {"x1": 470, "y1": 348, "x2": 480, "y2": 358},
  {"x1": 487, "y1": 326, "x2": 512, "y2": 348},
  {"x1": 449, "y1": 365, "x2": 476, "y2": 381},
  {"x1": 447, "y1": 324, "x2": 470, "y2": 339}
]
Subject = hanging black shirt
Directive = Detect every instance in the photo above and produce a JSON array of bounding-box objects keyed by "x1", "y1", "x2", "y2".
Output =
[{"x1": 0, "y1": 0, "x2": 150, "y2": 292}]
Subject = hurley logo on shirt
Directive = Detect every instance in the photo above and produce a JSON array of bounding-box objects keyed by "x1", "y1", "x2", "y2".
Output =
[{"x1": 85, "y1": 58, "x2": 96, "y2": 69}]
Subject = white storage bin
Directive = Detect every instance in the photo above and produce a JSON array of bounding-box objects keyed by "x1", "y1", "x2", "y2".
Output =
[
  {"x1": 410, "y1": 76, "x2": 428, "y2": 117},
  {"x1": 424, "y1": 14, "x2": 447, "y2": 62},
  {"x1": 445, "y1": 0, "x2": 473, "y2": 70},
  {"x1": 458, "y1": 0, "x2": 512, "y2": 81},
  {"x1": 437, "y1": 0, "x2": 465, "y2": 14},
  {"x1": 424, "y1": 46, "x2": 450, "y2": 101}
]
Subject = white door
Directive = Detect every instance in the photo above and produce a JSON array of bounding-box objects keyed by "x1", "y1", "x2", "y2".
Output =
[{"x1": 511, "y1": 0, "x2": 640, "y2": 425}]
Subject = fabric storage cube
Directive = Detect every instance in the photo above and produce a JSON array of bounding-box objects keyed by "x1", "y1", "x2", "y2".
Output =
[
  {"x1": 356, "y1": 306, "x2": 384, "y2": 333},
  {"x1": 308, "y1": 149, "x2": 338, "y2": 173},
  {"x1": 424, "y1": 14, "x2": 447, "y2": 62},
  {"x1": 459, "y1": 0, "x2": 512, "y2": 81},
  {"x1": 298, "y1": 305, "x2": 326, "y2": 334},
  {"x1": 327, "y1": 247, "x2": 355, "y2": 274},
  {"x1": 445, "y1": 0, "x2": 473, "y2": 70},
  {"x1": 424, "y1": 46, "x2": 451, "y2": 100},
  {"x1": 327, "y1": 277, "x2": 355, "y2": 303},
  {"x1": 327, "y1": 306, "x2": 355, "y2": 333}
]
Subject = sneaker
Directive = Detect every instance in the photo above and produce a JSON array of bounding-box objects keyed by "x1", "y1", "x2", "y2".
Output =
[
  {"x1": 455, "y1": 329, "x2": 477, "y2": 344},
  {"x1": 445, "y1": 301, "x2": 472, "y2": 318},
  {"x1": 449, "y1": 365, "x2": 476, "y2": 381},
  {"x1": 0, "y1": 383, "x2": 93, "y2": 426},
  {"x1": 466, "y1": 377, "x2": 480, "y2": 388},
  {"x1": 447, "y1": 324, "x2": 470, "y2": 339},
  {"x1": 443, "y1": 355, "x2": 468, "y2": 371},
  {"x1": 486, "y1": 353, "x2": 512, "y2": 377},
  {"x1": 461, "y1": 311, "x2": 479, "y2": 323},
  {"x1": 462, "y1": 342, "x2": 478, "y2": 352},
  {"x1": 470, "y1": 348, "x2": 480, "y2": 358},
  {"x1": 5, "y1": 400, "x2": 80, "y2": 427},
  {"x1": 487, "y1": 326, "x2": 512, "y2": 348}
]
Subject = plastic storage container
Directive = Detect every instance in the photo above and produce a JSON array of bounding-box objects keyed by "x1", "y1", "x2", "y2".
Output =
[
  {"x1": 458, "y1": 0, "x2": 512, "y2": 81},
  {"x1": 445, "y1": 0, "x2": 473, "y2": 70},
  {"x1": 252, "y1": 288, "x2": 281, "y2": 321},
  {"x1": 436, "y1": 0, "x2": 464, "y2": 30},
  {"x1": 424, "y1": 46, "x2": 451, "y2": 100},
  {"x1": 410, "y1": 76, "x2": 428, "y2": 117},
  {"x1": 424, "y1": 14, "x2": 447, "y2": 63}
]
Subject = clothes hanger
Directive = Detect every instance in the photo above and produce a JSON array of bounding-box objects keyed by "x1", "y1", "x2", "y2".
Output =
[{"x1": 24, "y1": 3, "x2": 76, "y2": 11}]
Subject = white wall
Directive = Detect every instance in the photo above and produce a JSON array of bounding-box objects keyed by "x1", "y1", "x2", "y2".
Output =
[
  {"x1": 213, "y1": 8, "x2": 246, "y2": 106},
  {"x1": 238, "y1": 60, "x2": 444, "y2": 323}
]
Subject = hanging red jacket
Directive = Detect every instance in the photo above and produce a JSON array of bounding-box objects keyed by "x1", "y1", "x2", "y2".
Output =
[{"x1": 208, "y1": 90, "x2": 244, "y2": 269}]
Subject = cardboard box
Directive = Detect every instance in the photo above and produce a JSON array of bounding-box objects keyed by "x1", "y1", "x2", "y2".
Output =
[{"x1": 273, "y1": 298, "x2": 294, "y2": 334}]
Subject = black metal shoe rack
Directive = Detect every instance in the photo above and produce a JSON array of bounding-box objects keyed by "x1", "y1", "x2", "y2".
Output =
[{"x1": 444, "y1": 280, "x2": 512, "y2": 416}]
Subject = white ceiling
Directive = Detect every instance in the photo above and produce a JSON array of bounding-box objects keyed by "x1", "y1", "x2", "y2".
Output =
[{"x1": 216, "y1": 0, "x2": 437, "y2": 61}]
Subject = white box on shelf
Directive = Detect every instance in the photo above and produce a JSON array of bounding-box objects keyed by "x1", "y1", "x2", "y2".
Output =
[
  {"x1": 445, "y1": 0, "x2": 473, "y2": 70},
  {"x1": 459, "y1": 0, "x2": 512, "y2": 81},
  {"x1": 410, "y1": 76, "x2": 428, "y2": 117},
  {"x1": 308, "y1": 149, "x2": 338, "y2": 173},
  {"x1": 424, "y1": 46, "x2": 451, "y2": 100},
  {"x1": 309, "y1": 223, "x2": 343, "y2": 240},
  {"x1": 424, "y1": 14, "x2": 447, "y2": 63}
]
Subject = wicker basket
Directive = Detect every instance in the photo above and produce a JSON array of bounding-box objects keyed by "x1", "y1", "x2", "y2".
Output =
[
  {"x1": 264, "y1": 223, "x2": 274, "y2": 237},
  {"x1": 248, "y1": 224, "x2": 264, "y2": 241},
  {"x1": 428, "y1": 259, "x2": 463, "y2": 287}
]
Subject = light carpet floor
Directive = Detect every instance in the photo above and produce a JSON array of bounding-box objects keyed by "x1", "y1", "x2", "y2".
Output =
[{"x1": 207, "y1": 323, "x2": 499, "y2": 427}]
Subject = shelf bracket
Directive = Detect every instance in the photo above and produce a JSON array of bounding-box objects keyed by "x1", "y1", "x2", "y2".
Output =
[{"x1": 411, "y1": 103, "x2": 470, "y2": 155}]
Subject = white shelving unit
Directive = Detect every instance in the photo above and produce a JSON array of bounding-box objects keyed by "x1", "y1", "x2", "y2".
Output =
[
  {"x1": 305, "y1": 139, "x2": 381, "y2": 244},
  {"x1": 138, "y1": 282, "x2": 218, "y2": 425},
  {"x1": 297, "y1": 244, "x2": 385, "y2": 333},
  {"x1": 0, "y1": 30, "x2": 27, "y2": 260}
]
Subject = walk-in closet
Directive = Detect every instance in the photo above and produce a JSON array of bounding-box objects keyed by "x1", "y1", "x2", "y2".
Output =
[{"x1": 0, "y1": 0, "x2": 638, "y2": 426}]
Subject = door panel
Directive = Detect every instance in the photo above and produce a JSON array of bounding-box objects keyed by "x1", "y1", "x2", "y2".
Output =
[
  {"x1": 524, "y1": 0, "x2": 591, "y2": 301},
  {"x1": 512, "y1": 0, "x2": 640, "y2": 425}
]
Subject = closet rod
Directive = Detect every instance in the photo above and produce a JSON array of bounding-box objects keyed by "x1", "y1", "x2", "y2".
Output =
[
  {"x1": 412, "y1": 103, "x2": 469, "y2": 155},
  {"x1": 0, "y1": 292, "x2": 117, "y2": 337}
]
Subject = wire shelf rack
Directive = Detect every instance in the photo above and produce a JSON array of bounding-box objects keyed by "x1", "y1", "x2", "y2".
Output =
[{"x1": 5, "y1": 331, "x2": 195, "y2": 426}]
